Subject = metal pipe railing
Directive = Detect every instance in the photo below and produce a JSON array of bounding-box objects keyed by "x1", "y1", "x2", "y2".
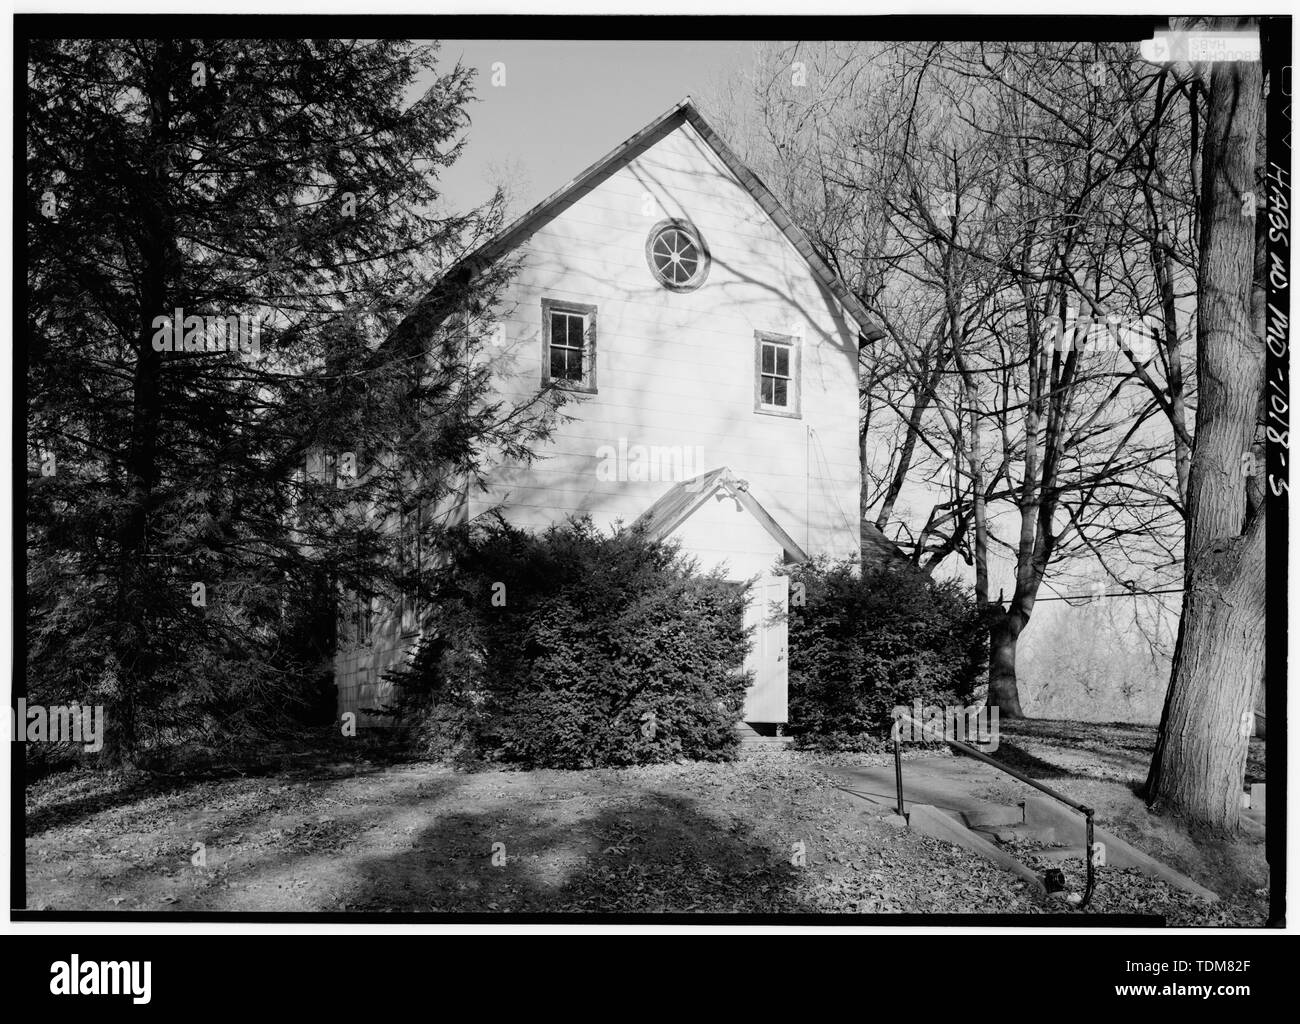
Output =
[
  {"x1": 892, "y1": 714, "x2": 1097, "y2": 907},
  {"x1": 893, "y1": 734, "x2": 905, "y2": 817}
]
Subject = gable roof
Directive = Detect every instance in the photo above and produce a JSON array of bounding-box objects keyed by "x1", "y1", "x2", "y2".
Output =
[
  {"x1": 442, "y1": 97, "x2": 883, "y2": 341},
  {"x1": 634, "y1": 467, "x2": 809, "y2": 564}
]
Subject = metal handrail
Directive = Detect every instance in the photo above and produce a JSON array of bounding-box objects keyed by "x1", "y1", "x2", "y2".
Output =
[{"x1": 892, "y1": 714, "x2": 1097, "y2": 907}]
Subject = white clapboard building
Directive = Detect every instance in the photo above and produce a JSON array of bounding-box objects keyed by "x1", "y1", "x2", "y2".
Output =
[{"x1": 336, "y1": 98, "x2": 881, "y2": 735}]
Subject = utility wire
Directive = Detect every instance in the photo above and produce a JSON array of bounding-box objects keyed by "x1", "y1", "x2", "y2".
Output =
[{"x1": 1034, "y1": 586, "x2": 1183, "y2": 603}]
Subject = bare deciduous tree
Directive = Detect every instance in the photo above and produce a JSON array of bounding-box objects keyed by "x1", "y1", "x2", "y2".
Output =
[
  {"x1": 713, "y1": 41, "x2": 1197, "y2": 715},
  {"x1": 1145, "y1": 37, "x2": 1266, "y2": 830}
]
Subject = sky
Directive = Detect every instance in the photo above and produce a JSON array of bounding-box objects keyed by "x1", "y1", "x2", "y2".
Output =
[{"x1": 428, "y1": 39, "x2": 755, "y2": 217}]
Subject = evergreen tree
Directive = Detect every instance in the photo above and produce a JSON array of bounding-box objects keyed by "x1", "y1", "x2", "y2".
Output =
[{"x1": 26, "y1": 39, "x2": 557, "y2": 761}]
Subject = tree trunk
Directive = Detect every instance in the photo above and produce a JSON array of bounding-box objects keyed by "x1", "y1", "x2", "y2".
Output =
[
  {"x1": 1146, "y1": 521, "x2": 1264, "y2": 826},
  {"x1": 986, "y1": 608, "x2": 1026, "y2": 718},
  {"x1": 106, "y1": 42, "x2": 174, "y2": 764},
  {"x1": 1145, "y1": 49, "x2": 1265, "y2": 830}
]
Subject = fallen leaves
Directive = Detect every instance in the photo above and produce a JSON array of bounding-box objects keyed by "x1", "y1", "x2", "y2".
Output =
[{"x1": 22, "y1": 752, "x2": 1263, "y2": 922}]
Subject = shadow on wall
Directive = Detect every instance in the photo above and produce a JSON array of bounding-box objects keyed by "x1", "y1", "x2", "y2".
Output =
[{"x1": 336, "y1": 115, "x2": 866, "y2": 728}]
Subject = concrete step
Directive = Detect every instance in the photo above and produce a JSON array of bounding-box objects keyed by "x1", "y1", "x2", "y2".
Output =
[
  {"x1": 733, "y1": 724, "x2": 792, "y2": 748},
  {"x1": 828, "y1": 756, "x2": 1221, "y2": 902},
  {"x1": 1242, "y1": 782, "x2": 1265, "y2": 829},
  {"x1": 958, "y1": 805, "x2": 1026, "y2": 830},
  {"x1": 972, "y1": 819, "x2": 1069, "y2": 845},
  {"x1": 737, "y1": 737, "x2": 794, "y2": 750},
  {"x1": 1033, "y1": 846, "x2": 1088, "y2": 862},
  {"x1": 908, "y1": 805, "x2": 1045, "y2": 893},
  {"x1": 1021, "y1": 796, "x2": 1219, "y2": 901},
  {"x1": 971, "y1": 820, "x2": 1041, "y2": 842}
]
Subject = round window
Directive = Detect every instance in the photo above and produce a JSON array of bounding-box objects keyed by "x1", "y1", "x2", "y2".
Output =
[{"x1": 646, "y1": 219, "x2": 710, "y2": 291}]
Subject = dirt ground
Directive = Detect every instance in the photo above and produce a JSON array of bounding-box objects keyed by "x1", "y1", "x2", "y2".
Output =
[
  {"x1": 26, "y1": 752, "x2": 1041, "y2": 914},
  {"x1": 23, "y1": 736, "x2": 1263, "y2": 922}
]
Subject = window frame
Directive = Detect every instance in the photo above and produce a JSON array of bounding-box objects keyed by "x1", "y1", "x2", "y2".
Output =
[
  {"x1": 753, "y1": 330, "x2": 801, "y2": 418},
  {"x1": 645, "y1": 218, "x2": 711, "y2": 293},
  {"x1": 541, "y1": 298, "x2": 598, "y2": 393},
  {"x1": 397, "y1": 505, "x2": 422, "y2": 637},
  {"x1": 346, "y1": 591, "x2": 374, "y2": 645}
]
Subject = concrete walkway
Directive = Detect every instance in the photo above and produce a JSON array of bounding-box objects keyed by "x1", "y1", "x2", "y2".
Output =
[
  {"x1": 826, "y1": 755, "x2": 1023, "y2": 826},
  {"x1": 824, "y1": 754, "x2": 1220, "y2": 902}
]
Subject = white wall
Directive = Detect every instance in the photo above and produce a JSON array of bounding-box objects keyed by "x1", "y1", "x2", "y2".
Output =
[
  {"x1": 473, "y1": 120, "x2": 862, "y2": 566},
  {"x1": 336, "y1": 118, "x2": 864, "y2": 721}
]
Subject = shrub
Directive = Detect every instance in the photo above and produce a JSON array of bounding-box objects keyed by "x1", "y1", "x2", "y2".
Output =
[
  {"x1": 782, "y1": 558, "x2": 985, "y2": 746},
  {"x1": 390, "y1": 516, "x2": 752, "y2": 768},
  {"x1": 24, "y1": 559, "x2": 336, "y2": 772}
]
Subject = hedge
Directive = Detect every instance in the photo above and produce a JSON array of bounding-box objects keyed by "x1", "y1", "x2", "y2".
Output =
[
  {"x1": 390, "y1": 516, "x2": 752, "y2": 768},
  {"x1": 782, "y1": 558, "x2": 986, "y2": 749}
]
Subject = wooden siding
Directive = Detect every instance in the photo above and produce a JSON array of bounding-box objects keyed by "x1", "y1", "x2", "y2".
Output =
[
  {"x1": 336, "y1": 116, "x2": 863, "y2": 722},
  {"x1": 471, "y1": 120, "x2": 862, "y2": 576}
]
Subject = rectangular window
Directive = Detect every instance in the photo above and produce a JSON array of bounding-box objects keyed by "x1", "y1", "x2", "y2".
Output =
[
  {"x1": 398, "y1": 507, "x2": 421, "y2": 636},
  {"x1": 754, "y1": 331, "x2": 800, "y2": 417},
  {"x1": 542, "y1": 299, "x2": 597, "y2": 392},
  {"x1": 304, "y1": 449, "x2": 338, "y2": 486},
  {"x1": 347, "y1": 592, "x2": 374, "y2": 645}
]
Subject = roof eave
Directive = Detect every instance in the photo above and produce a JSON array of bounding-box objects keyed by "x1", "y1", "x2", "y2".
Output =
[{"x1": 408, "y1": 96, "x2": 881, "y2": 340}]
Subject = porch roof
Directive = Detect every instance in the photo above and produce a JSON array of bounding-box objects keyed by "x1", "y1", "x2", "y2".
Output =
[{"x1": 632, "y1": 467, "x2": 809, "y2": 564}]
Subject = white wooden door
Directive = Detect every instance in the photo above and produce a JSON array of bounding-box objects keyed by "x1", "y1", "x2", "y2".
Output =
[{"x1": 742, "y1": 574, "x2": 789, "y2": 723}]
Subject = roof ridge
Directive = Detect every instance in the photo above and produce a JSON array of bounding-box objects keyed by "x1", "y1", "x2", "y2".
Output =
[{"x1": 421, "y1": 97, "x2": 881, "y2": 341}]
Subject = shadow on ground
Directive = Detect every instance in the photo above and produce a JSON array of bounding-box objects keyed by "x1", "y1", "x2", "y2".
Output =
[
  {"x1": 985, "y1": 741, "x2": 1074, "y2": 780},
  {"x1": 24, "y1": 733, "x2": 411, "y2": 838},
  {"x1": 343, "y1": 790, "x2": 806, "y2": 914}
]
